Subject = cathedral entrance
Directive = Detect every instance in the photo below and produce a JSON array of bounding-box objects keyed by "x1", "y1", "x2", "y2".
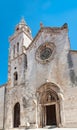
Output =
[
  {"x1": 13, "y1": 102, "x2": 20, "y2": 128},
  {"x1": 37, "y1": 83, "x2": 61, "y2": 128},
  {"x1": 46, "y1": 105, "x2": 56, "y2": 125}
]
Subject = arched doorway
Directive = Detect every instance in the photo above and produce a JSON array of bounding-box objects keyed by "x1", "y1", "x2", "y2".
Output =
[
  {"x1": 37, "y1": 83, "x2": 61, "y2": 127},
  {"x1": 13, "y1": 102, "x2": 20, "y2": 128}
]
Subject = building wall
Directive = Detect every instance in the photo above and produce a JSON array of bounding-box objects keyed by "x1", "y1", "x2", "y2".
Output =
[
  {"x1": 27, "y1": 27, "x2": 70, "y2": 90},
  {"x1": 5, "y1": 84, "x2": 27, "y2": 128},
  {"x1": 0, "y1": 86, "x2": 5, "y2": 130},
  {"x1": 4, "y1": 23, "x2": 77, "y2": 129},
  {"x1": 24, "y1": 27, "x2": 71, "y2": 127},
  {"x1": 25, "y1": 27, "x2": 77, "y2": 127}
]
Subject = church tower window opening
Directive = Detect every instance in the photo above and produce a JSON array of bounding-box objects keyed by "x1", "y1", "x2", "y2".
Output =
[
  {"x1": 13, "y1": 45, "x2": 15, "y2": 57},
  {"x1": 24, "y1": 54, "x2": 27, "y2": 69},
  {"x1": 17, "y1": 42, "x2": 19, "y2": 53}
]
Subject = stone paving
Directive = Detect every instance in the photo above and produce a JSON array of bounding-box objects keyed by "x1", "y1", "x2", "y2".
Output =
[{"x1": 31, "y1": 128, "x2": 75, "y2": 130}]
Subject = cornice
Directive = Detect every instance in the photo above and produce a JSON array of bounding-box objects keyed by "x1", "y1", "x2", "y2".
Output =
[
  {"x1": 0, "y1": 83, "x2": 7, "y2": 88},
  {"x1": 70, "y1": 50, "x2": 77, "y2": 54}
]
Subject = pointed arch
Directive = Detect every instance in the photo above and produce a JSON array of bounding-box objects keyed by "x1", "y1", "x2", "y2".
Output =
[
  {"x1": 37, "y1": 82, "x2": 60, "y2": 104},
  {"x1": 37, "y1": 82, "x2": 62, "y2": 127},
  {"x1": 37, "y1": 82, "x2": 61, "y2": 94},
  {"x1": 13, "y1": 102, "x2": 20, "y2": 128}
]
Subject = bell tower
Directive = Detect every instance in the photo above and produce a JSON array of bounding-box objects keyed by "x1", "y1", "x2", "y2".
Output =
[{"x1": 8, "y1": 19, "x2": 33, "y2": 87}]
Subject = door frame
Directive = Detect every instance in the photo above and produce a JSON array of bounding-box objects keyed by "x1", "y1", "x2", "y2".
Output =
[{"x1": 42, "y1": 101, "x2": 60, "y2": 127}]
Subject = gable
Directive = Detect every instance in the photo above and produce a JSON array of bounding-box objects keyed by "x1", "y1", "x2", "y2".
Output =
[
  {"x1": 28, "y1": 23, "x2": 69, "y2": 51},
  {"x1": 26, "y1": 25, "x2": 70, "y2": 90},
  {"x1": 27, "y1": 25, "x2": 70, "y2": 62}
]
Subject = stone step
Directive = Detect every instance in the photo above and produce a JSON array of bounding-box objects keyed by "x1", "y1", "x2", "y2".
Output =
[
  {"x1": 43, "y1": 125, "x2": 57, "y2": 129},
  {"x1": 8, "y1": 128, "x2": 26, "y2": 130}
]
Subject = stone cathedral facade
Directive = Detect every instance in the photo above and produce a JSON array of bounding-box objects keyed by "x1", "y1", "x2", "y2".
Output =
[{"x1": 0, "y1": 19, "x2": 77, "y2": 130}]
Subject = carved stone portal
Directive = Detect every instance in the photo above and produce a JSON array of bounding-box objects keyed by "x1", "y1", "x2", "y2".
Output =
[{"x1": 37, "y1": 83, "x2": 61, "y2": 128}]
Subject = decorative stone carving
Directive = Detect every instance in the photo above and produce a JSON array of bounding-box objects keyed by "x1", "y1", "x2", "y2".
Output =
[
  {"x1": 35, "y1": 42, "x2": 56, "y2": 64},
  {"x1": 40, "y1": 47, "x2": 52, "y2": 60}
]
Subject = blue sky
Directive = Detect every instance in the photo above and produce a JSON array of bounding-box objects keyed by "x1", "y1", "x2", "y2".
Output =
[{"x1": 0, "y1": 0, "x2": 77, "y2": 85}]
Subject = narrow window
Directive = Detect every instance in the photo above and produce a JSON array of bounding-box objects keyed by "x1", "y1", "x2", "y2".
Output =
[
  {"x1": 24, "y1": 54, "x2": 27, "y2": 69},
  {"x1": 17, "y1": 42, "x2": 19, "y2": 53},
  {"x1": 14, "y1": 72, "x2": 18, "y2": 86},
  {"x1": 13, "y1": 45, "x2": 15, "y2": 57}
]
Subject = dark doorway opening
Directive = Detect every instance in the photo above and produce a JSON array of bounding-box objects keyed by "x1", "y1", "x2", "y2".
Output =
[
  {"x1": 46, "y1": 105, "x2": 56, "y2": 126},
  {"x1": 14, "y1": 102, "x2": 20, "y2": 128}
]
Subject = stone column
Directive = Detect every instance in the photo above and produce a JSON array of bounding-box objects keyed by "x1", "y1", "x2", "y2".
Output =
[
  {"x1": 58, "y1": 92, "x2": 65, "y2": 127},
  {"x1": 38, "y1": 104, "x2": 42, "y2": 128}
]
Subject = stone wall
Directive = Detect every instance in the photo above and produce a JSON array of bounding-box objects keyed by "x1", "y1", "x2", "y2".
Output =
[
  {"x1": 5, "y1": 24, "x2": 77, "y2": 129},
  {"x1": 0, "y1": 85, "x2": 5, "y2": 130}
]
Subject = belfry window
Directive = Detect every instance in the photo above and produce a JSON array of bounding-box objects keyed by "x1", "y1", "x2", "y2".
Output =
[
  {"x1": 14, "y1": 72, "x2": 18, "y2": 86},
  {"x1": 17, "y1": 42, "x2": 19, "y2": 53},
  {"x1": 24, "y1": 54, "x2": 27, "y2": 69},
  {"x1": 13, "y1": 45, "x2": 15, "y2": 57}
]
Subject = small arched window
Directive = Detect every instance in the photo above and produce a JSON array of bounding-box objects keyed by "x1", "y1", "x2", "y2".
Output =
[
  {"x1": 14, "y1": 72, "x2": 18, "y2": 86},
  {"x1": 17, "y1": 42, "x2": 19, "y2": 53}
]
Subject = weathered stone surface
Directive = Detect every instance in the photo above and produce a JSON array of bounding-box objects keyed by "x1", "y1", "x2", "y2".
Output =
[
  {"x1": 0, "y1": 86, "x2": 5, "y2": 129},
  {"x1": 0, "y1": 20, "x2": 77, "y2": 129}
]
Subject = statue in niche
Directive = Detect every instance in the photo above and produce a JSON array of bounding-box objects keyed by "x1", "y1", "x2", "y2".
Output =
[
  {"x1": 46, "y1": 94, "x2": 55, "y2": 102},
  {"x1": 47, "y1": 94, "x2": 51, "y2": 102}
]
